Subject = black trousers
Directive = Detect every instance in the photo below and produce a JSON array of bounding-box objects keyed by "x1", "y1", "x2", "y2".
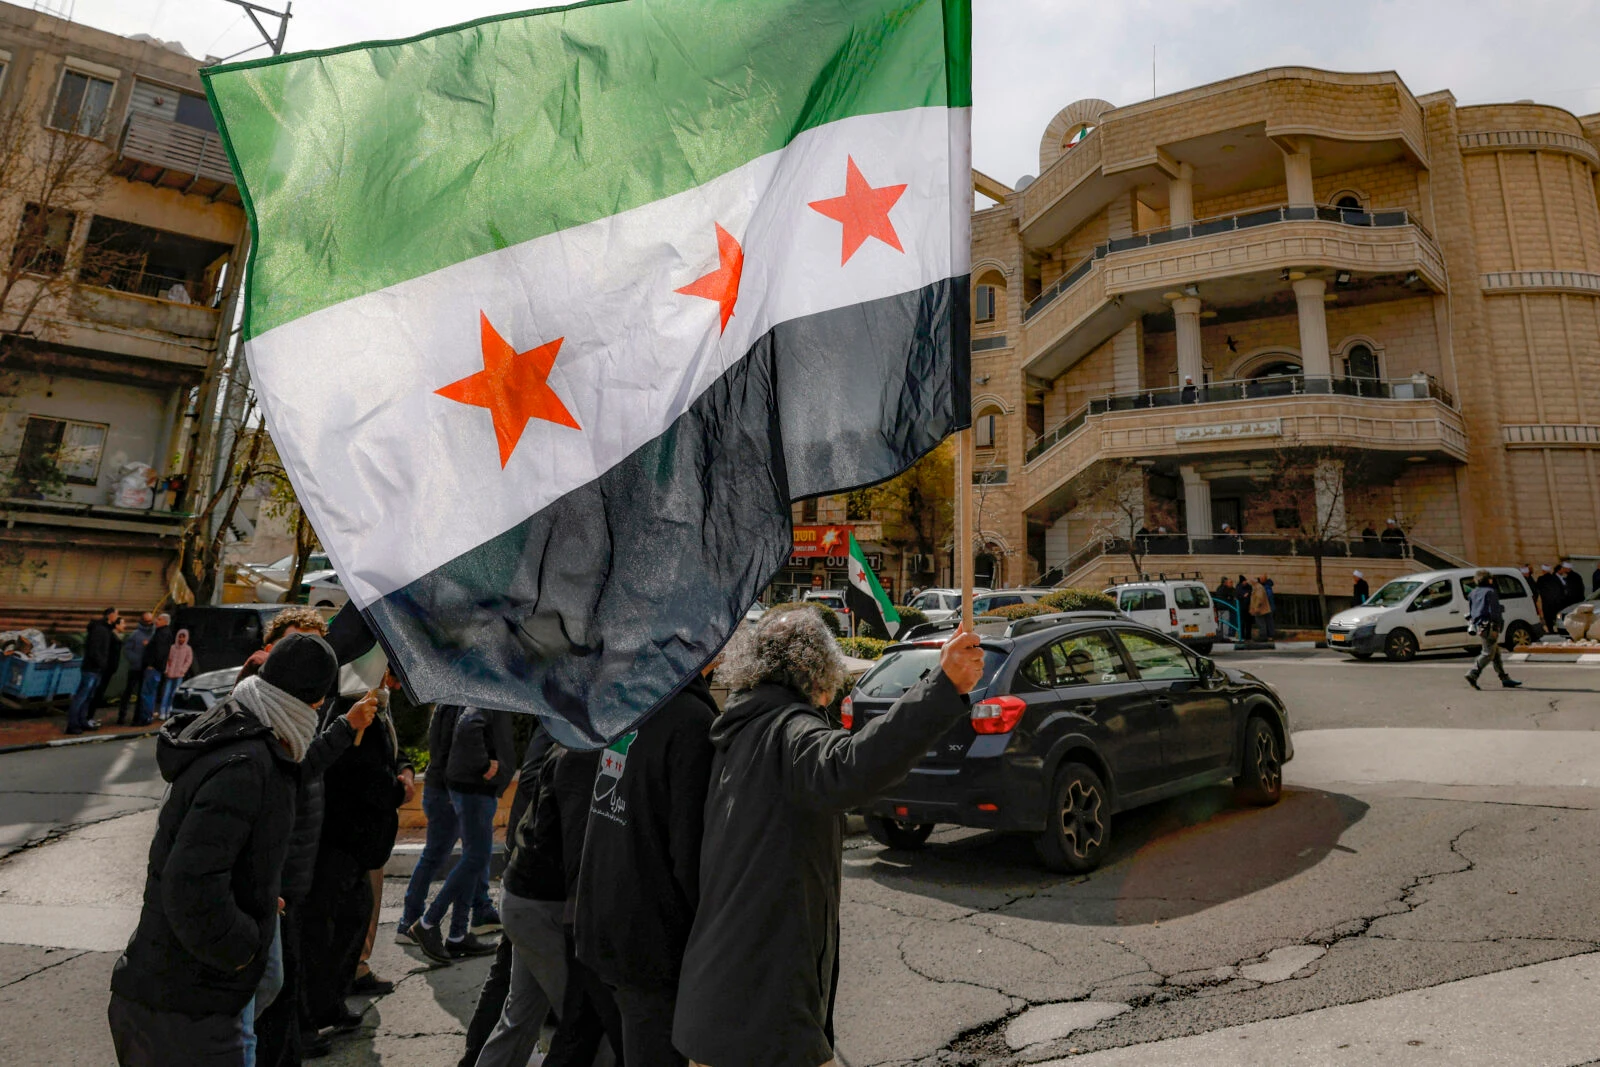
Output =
[
  {"x1": 545, "y1": 930, "x2": 624, "y2": 1067},
  {"x1": 108, "y1": 992, "x2": 244, "y2": 1067},
  {"x1": 254, "y1": 904, "x2": 306, "y2": 1066},
  {"x1": 611, "y1": 984, "x2": 683, "y2": 1066},
  {"x1": 458, "y1": 936, "x2": 517, "y2": 1067},
  {"x1": 300, "y1": 846, "x2": 372, "y2": 1028}
]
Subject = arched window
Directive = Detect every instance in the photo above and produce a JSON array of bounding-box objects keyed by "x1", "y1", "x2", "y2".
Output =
[
  {"x1": 1345, "y1": 343, "x2": 1379, "y2": 379},
  {"x1": 1248, "y1": 358, "x2": 1302, "y2": 380},
  {"x1": 1336, "y1": 195, "x2": 1362, "y2": 210}
]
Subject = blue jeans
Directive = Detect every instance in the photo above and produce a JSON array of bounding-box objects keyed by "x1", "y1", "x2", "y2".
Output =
[
  {"x1": 240, "y1": 917, "x2": 281, "y2": 1067},
  {"x1": 402, "y1": 786, "x2": 491, "y2": 931},
  {"x1": 159, "y1": 676, "x2": 179, "y2": 716},
  {"x1": 423, "y1": 790, "x2": 496, "y2": 941},
  {"x1": 65, "y1": 670, "x2": 100, "y2": 732},
  {"x1": 135, "y1": 668, "x2": 162, "y2": 725}
]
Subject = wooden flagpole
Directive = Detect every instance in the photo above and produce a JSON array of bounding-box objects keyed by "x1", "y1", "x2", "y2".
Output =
[{"x1": 955, "y1": 426, "x2": 974, "y2": 630}]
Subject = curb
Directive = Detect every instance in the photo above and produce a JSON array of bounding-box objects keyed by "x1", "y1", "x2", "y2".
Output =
[
  {"x1": 1213, "y1": 641, "x2": 1324, "y2": 653},
  {"x1": 0, "y1": 727, "x2": 160, "y2": 756},
  {"x1": 1506, "y1": 652, "x2": 1600, "y2": 664}
]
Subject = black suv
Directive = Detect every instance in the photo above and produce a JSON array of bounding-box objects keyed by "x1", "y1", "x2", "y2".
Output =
[{"x1": 843, "y1": 619, "x2": 1292, "y2": 873}]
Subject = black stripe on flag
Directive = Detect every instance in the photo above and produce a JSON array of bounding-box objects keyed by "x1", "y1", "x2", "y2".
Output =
[{"x1": 366, "y1": 275, "x2": 969, "y2": 747}]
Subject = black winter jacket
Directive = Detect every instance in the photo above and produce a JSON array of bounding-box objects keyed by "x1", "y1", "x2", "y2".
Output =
[
  {"x1": 1537, "y1": 574, "x2": 1566, "y2": 615},
  {"x1": 446, "y1": 707, "x2": 516, "y2": 796},
  {"x1": 673, "y1": 671, "x2": 968, "y2": 1067},
  {"x1": 503, "y1": 745, "x2": 599, "y2": 904},
  {"x1": 141, "y1": 625, "x2": 174, "y2": 673},
  {"x1": 320, "y1": 703, "x2": 407, "y2": 870},
  {"x1": 109, "y1": 703, "x2": 297, "y2": 1016},
  {"x1": 577, "y1": 675, "x2": 716, "y2": 990},
  {"x1": 82, "y1": 619, "x2": 116, "y2": 674},
  {"x1": 425, "y1": 704, "x2": 464, "y2": 794},
  {"x1": 508, "y1": 723, "x2": 555, "y2": 834},
  {"x1": 279, "y1": 711, "x2": 357, "y2": 903}
]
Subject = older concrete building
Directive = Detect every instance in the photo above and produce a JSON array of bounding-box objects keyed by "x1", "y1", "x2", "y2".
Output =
[
  {"x1": 0, "y1": 4, "x2": 244, "y2": 630},
  {"x1": 964, "y1": 67, "x2": 1600, "y2": 623}
]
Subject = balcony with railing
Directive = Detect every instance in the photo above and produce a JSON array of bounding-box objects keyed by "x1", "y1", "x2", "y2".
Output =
[
  {"x1": 114, "y1": 113, "x2": 239, "y2": 201},
  {"x1": 1020, "y1": 204, "x2": 1446, "y2": 382},
  {"x1": 1020, "y1": 374, "x2": 1467, "y2": 511}
]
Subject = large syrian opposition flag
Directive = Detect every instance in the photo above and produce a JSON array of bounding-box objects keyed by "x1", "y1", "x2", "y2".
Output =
[
  {"x1": 204, "y1": 0, "x2": 971, "y2": 747},
  {"x1": 846, "y1": 534, "x2": 901, "y2": 639}
]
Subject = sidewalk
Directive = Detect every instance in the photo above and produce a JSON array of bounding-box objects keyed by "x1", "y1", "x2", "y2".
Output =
[{"x1": 0, "y1": 707, "x2": 159, "y2": 754}]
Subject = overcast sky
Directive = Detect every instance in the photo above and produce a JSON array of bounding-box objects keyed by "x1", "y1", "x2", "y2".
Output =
[{"x1": 76, "y1": 0, "x2": 1600, "y2": 189}]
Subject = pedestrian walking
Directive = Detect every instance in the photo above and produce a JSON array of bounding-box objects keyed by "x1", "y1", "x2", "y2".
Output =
[
  {"x1": 1465, "y1": 569, "x2": 1522, "y2": 690},
  {"x1": 137, "y1": 613, "x2": 173, "y2": 725},
  {"x1": 1535, "y1": 564, "x2": 1565, "y2": 634},
  {"x1": 407, "y1": 705, "x2": 515, "y2": 964},
  {"x1": 66, "y1": 606, "x2": 119, "y2": 734},
  {"x1": 673, "y1": 609, "x2": 982, "y2": 1067},
  {"x1": 302, "y1": 669, "x2": 413, "y2": 1034},
  {"x1": 1352, "y1": 570, "x2": 1370, "y2": 604},
  {"x1": 160, "y1": 629, "x2": 194, "y2": 718},
  {"x1": 117, "y1": 613, "x2": 155, "y2": 725},
  {"x1": 1250, "y1": 575, "x2": 1276, "y2": 641},
  {"x1": 577, "y1": 661, "x2": 717, "y2": 1067},
  {"x1": 1235, "y1": 575, "x2": 1254, "y2": 641},
  {"x1": 107, "y1": 633, "x2": 338, "y2": 1067}
]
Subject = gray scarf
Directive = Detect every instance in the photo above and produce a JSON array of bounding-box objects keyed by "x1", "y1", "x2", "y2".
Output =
[{"x1": 232, "y1": 675, "x2": 319, "y2": 762}]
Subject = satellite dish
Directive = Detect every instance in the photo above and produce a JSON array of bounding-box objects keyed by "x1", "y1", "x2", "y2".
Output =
[{"x1": 1015, "y1": 174, "x2": 1036, "y2": 191}]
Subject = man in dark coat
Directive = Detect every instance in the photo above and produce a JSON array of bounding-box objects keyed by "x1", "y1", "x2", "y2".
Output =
[
  {"x1": 1352, "y1": 571, "x2": 1370, "y2": 605},
  {"x1": 673, "y1": 611, "x2": 982, "y2": 1067},
  {"x1": 1235, "y1": 575, "x2": 1254, "y2": 641},
  {"x1": 117, "y1": 612, "x2": 156, "y2": 725},
  {"x1": 108, "y1": 633, "x2": 337, "y2": 1067},
  {"x1": 1558, "y1": 562, "x2": 1585, "y2": 612},
  {"x1": 1211, "y1": 577, "x2": 1236, "y2": 639},
  {"x1": 66, "y1": 606, "x2": 118, "y2": 734},
  {"x1": 136, "y1": 613, "x2": 174, "y2": 726},
  {"x1": 1536, "y1": 564, "x2": 1566, "y2": 633},
  {"x1": 578, "y1": 665, "x2": 717, "y2": 1065},
  {"x1": 92, "y1": 615, "x2": 126, "y2": 719}
]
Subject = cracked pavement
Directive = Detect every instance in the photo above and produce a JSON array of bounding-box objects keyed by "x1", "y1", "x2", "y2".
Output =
[{"x1": 0, "y1": 653, "x2": 1597, "y2": 1064}]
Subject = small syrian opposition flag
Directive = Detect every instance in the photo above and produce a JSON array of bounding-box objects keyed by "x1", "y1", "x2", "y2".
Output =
[
  {"x1": 204, "y1": 0, "x2": 970, "y2": 747},
  {"x1": 846, "y1": 535, "x2": 901, "y2": 639}
]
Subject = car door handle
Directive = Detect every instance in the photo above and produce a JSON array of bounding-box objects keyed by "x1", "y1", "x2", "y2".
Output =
[{"x1": 1071, "y1": 702, "x2": 1096, "y2": 715}]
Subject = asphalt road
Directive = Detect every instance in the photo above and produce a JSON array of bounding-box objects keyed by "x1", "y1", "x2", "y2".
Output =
[{"x1": 1, "y1": 654, "x2": 1598, "y2": 1066}]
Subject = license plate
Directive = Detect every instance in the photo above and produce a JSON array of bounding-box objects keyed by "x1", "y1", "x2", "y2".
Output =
[
  {"x1": 1329, "y1": 633, "x2": 1347, "y2": 643},
  {"x1": 1183, "y1": 624, "x2": 1198, "y2": 633}
]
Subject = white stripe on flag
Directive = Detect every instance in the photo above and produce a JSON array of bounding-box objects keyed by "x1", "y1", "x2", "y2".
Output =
[{"x1": 249, "y1": 106, "x2": 968, "y2": 607}]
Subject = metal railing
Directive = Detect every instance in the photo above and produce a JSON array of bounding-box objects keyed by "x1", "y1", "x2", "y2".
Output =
[
  {"x1": 1044, "y1": 533, "x2": 1470, "y2": 587},
  {"x1": 80, "y1": 266, "x2": 213, "y2": 306},
  {"x1": 1024, "y1": 373, "x2": 1457, "y2": 464},
  {"x1": 1023, "y1": 203, "x2": 1424, "y2": 323}
]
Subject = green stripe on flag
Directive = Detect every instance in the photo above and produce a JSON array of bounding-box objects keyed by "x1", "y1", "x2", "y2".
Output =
[
  {"x1": 849, "y1": 533, "x2": 900, "y2": 628},
  {"x1": 204, "y1": 0, "x2": 972, "y2": 340}
]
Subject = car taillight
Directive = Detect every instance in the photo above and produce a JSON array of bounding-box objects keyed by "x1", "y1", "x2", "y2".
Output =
[
  {"x1": 970, "y1": 695, "x2": 1026, "y2": 735},
  {"x1": 1170, "y1": 607, "x2": 1179, "y2": 627},
  {"x1": 839, "y1": 696, "x2": 853, "y2": 730}
]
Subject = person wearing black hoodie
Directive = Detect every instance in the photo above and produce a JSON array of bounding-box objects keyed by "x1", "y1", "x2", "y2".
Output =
[
  {"x1": 577, "y1": 666, "x2": 717, "y2": 1066},
  {"x1": 66, "y1": 606, "x2": 118, "y2": 734},
  {"x1": 107, "y1": 633, "x2": 338, "y2": 1067},
  {"x1": 673, "y1": 609, "x2": 982, "y2": 1067},
  {"x1": 135, "y1": 613, "x2": 174, "y2": 726}
]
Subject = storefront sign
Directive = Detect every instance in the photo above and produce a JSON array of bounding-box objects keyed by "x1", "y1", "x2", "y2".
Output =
[
  {"x1": 1175, "y1": 419, "x2": 1282, "y2": 444},
  {"x1": 791, "y1": 524, "x2": 851, "y2": 558}
]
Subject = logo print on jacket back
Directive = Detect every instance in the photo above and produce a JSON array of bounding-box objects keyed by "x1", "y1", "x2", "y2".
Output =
[{"x1": 591, "y1": 730, "x2": 637, "y2": 825}]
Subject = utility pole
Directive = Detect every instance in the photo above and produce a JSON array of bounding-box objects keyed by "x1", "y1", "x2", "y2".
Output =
[{"x1": 203, "y1": 1, "x2": 291, "y2": 602}]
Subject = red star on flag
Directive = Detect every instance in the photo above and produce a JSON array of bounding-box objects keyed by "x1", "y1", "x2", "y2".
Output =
[
  {"x1": 675, "y1": 222, "x2": 744, "y2": 333},
  {"x1": 436, "y1": 312, "x2": 580, "y2": 468},
  {"x1": 809, "y1": 156, "x2": 907, "y2": 265}
]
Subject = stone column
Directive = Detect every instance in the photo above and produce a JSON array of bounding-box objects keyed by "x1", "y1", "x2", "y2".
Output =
[
  {"x1": 1283, "y1": 140, "x2": 1314, "y2": 208},
  {"x1": 1292, "y1": 278, "x2": 1332, "y2": 378},
  {"x1": 1313, "y1": 458, "x2": 1347, "y2": 539},
  {"x1": 1180, "y1": 465, "x2": 1212, "y2": 539},
  {"x1": 1169, "y1": 161, "x2": 1195, "y2": 226},
  {"x1": 1171, "y1": 295, "x2": 1204, "y2": 386}
]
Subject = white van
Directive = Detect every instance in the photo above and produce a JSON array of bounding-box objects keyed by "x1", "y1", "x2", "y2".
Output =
[
  {"x1": 1324, "y1": 567, "x2": 1540, "y2": 661},
  {"x1": 1103, "y1": 579, "x2": 1218, "y2": 653}
]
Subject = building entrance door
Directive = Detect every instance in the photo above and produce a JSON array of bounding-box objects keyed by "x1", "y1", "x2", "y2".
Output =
[{"x1": 1213, "y1": 498, "x2": 1243, "y2": 535}]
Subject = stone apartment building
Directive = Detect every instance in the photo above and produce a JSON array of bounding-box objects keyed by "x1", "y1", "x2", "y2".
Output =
[
  {"x1": 0, "y1": 5, "x2": 244, "y2": 630},
  {"x1": 959, "y1": 66, "x2": 1600, "y2": 622}
]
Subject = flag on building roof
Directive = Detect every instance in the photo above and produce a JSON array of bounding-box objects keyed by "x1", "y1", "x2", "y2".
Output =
[
  {"x1": 203, "y1": 0, "x2": 971, "y2": 747},
  {"x1": 846, "y1": 534, "x2": 902, "y2": 639}
]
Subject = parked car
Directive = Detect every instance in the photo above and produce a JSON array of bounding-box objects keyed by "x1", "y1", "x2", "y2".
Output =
[
  {"x1": 922, "y1": 588, "x2": 1046, "y2": 624},
  {"x1": 1105, "y1": 578, "x2": 1218, "y2": 653},
  {"x1": 304, "y1": 570, "x2": 350, "y2": 609},
  {"x1": 905, "y1": 587, "x2": 993, "y2": 618},
  {"x1": 237, "y1": 552, "x2": 333, "y2": 603},
  {"x1": 1556, "y1": 590, "x2": 1600, "y2": 633},
  {"x1": 842, "y1": 619, "x2": 1292, "y2": 872},
  {"x1": 1324, "y1": 567, "x2": 1540, "y2": 661},
  {"x1": 803, "y1": 589, "x2": 850, "y2": 624},
  {"x1": 171, "y1": 665, "x2": 243, "y2": 713},
  {"x1": 171, "y1": 604, "x2": 292, "y2": 676}
]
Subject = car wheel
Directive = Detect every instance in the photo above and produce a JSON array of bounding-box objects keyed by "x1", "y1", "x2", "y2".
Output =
[
  {"x1": 863, "y1": 816, "x2": 935, "y2": 851},
  {"x1": 1234, "y1": 715, "x2": 1283, "y2": 806},
  {"x1": 1035, "y1": 762, "x2": 1111, "y2": 874},
  {"x1": 1504, "y1": 621, "x2": 1535, "y2": 650},
  {"x1": 1384, "y1": 629, "x2": 1418, "y2": 661}
]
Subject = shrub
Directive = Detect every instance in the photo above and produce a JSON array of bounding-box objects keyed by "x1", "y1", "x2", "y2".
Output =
[
  {"x1": 1038, "y1": 587, "x2": 1117, "y2": 613},
  {"x1": 986, "y1": 602, "x2": 1052, "y2": 621},
  {"x1": 766, "y1": 601, "x2": 844, "y2": 637},
  {"x1": 837, "y1": 636, "x2": 889, "y2": 660},
  {"x1": 896, "y1": 606, "x2": 929, "y2": 631}
]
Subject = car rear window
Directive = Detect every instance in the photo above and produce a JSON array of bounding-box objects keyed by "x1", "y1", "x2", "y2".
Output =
[
  {"x1": 1174, "y1": 586, "x2": 1210, "y2": 609},
  {"x1": 1118, "y1": 589, "x2": 1166, "y2": 612},
  {"x1": 856, "y1": 647, "x2": 1008, "y2": 699}
]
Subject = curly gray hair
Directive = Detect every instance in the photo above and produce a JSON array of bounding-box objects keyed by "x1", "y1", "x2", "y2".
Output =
[{"x1": 717, "y1": 607, "x2": 849, "y2": 703}]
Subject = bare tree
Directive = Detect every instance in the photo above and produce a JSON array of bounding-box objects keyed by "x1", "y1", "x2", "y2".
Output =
[
  {"x1": 173, "y1": 388, "x2": 268, "y2": 605},
  {"x1": 1074, "y1": 458, "x2": 1175, "y2": 575},
  {"x1": 1251, "y1": 444, "x2": 1373, "y2": 624}
]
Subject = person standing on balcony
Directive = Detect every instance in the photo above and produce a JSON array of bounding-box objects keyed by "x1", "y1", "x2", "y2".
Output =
[
  {"x1": 1250, "y1": 575, "x2": 1276, "y2": 642},
  {"x1": 1181, "y1": 376, "x2": 1198, "y2": 404},
  {"x1": 1352, "y1": 571, "x2": 1370, "y2": 605},
  {"x1": 1361, "y1": 523, "x2": 1379, "y2": 542},
  {"x1": 1380, "y1": 518, "x2": 1406, "y2": 558},
  {"x1": 1235, "y1": 575, "x2": 1254, "y2": 642}
]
